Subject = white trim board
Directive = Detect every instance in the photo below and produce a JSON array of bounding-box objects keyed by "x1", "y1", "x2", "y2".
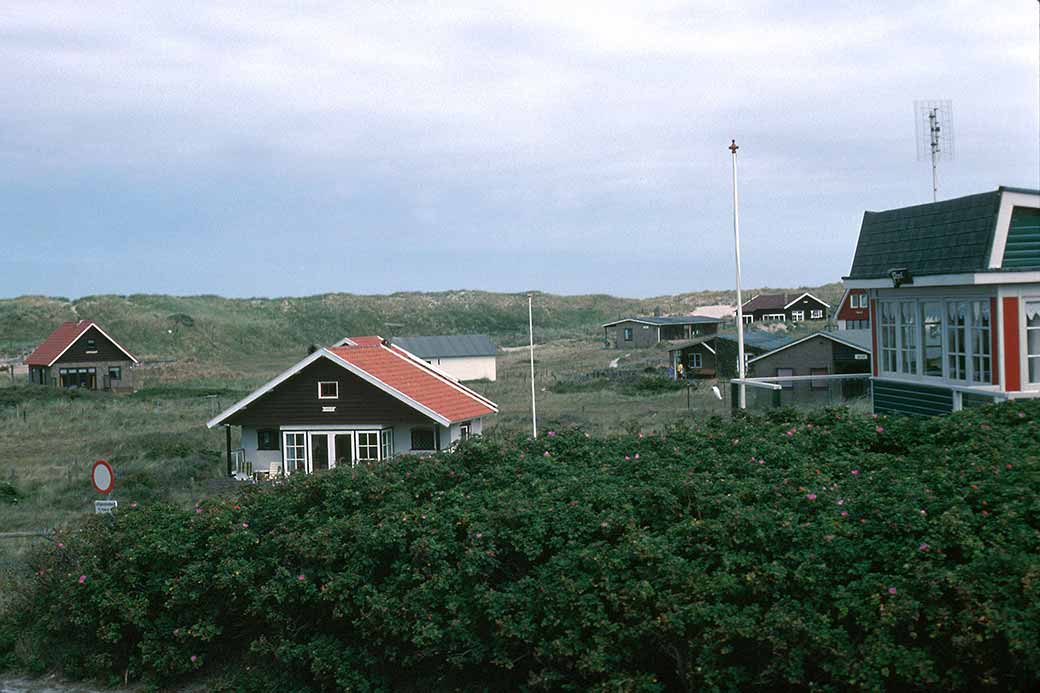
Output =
[
  {"x1": 747, "y1": 331, "x2": 871, "y2": 365},
  {"x1": 45, "y1": 322, "x2": 139, "y2": 367},
  {"x1": 783, "y1": 291, "x2": 831, "y2": 309},
  {"x1": 988, "y1": 190, "x2": 1040, "y2": 269},
  {"x1": 845, "y1": 271, "x2": 1040, "y2": 289}
]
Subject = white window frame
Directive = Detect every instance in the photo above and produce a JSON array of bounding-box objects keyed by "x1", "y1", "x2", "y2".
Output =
[
  {"x1": 878, "y1": 296, "x2": 994, "y2": 386},
  {"x1": 357, "y1": 431, "x2": 380, "y2": 461},
  {"x1": 317, "y1": 381, "x2": 339, "y2": 400},
  {"x1": 689, "y1": 352, "x2": 702, "y2": 369},
  {"x1": 380, "y1": 429, "x2": 395, "y2": 458},
  {"x1": 623, "y1": 327, "x2": 633, "y2": 341},
  {"x1": 791, "y1": 310, "x2": 804, "y2": 322},
  {"x1": 742, "y1": 314, "x2": 754, "y2": 324},
  {"x1": 810, "y1": 309, "x2": 824, "y2": 319},
  {"x1": 1024, "y1": 298, "x2": 1040, "y2": 385},
  {"x1": 283, "y1": 431, "x2": 308, "y2": 476},
  {"x1": 763, "y1": 314, "x2": 786, "y2": 322}
]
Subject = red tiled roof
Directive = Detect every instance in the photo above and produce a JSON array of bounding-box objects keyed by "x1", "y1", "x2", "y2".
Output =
[
  {"x1": 742, "y1": 294, "x2": 787, "y2": 311},
  {"x1": 328, "y1": 340, "x2": 496, "y2": 423},
  {"x1": 26, "y1": 320, "x2": 96, "y2": 366}
]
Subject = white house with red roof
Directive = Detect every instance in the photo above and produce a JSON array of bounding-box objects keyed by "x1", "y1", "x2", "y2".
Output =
[
  {"x1": 207, "y1": 336, "x2": 498, "y2": 477},
  {"x1": 26, "y1": 320, "x2": 138, "y2": 391}
]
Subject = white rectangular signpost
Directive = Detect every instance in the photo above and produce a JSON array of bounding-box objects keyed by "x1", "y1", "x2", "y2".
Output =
[{"x1": 95, "y1": 500, "x2": 118, "y2": 514}]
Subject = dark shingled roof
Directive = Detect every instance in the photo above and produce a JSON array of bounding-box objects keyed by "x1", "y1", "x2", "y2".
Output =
[
  {"x1": 741, "y1": 294, "x2": 787, "y2": 311},
  {"x1": 847, "y1": 190, "x2": 1004, "y2": 279},
  {"x1": 716, "y1": 330, "x2": 796, "y2": 352},
  {"x1": 602, "y1": 315, "x2": 722, "y2": 328},
  {"x1": 391, "y1": 334, "x2": 497, "y2": 359}
]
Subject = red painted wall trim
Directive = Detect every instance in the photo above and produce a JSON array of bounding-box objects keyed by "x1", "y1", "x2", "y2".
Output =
[
  {"x1": 990, "y1": 297, "x2": 1000, "y2": 386},
  {"x1": 870, "y1": 299, "x2": 879, "y2": 377},
  {"x1": 1002, "y1": 297, "x2": 1021, "y2": 392}
]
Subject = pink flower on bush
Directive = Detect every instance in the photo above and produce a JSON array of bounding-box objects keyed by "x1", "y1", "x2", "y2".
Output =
[
  {"x1": 634, "y1": 453, "x2": 640, "y2": 459},
  {"x1": 805, "y1": 493, "x2": 817, "y2": 501},
  {"x1": 758, "y1": 459, "x2": 765, "y2": 465},
  {"x1": 1006, "y1": 464, "x2": 1013, "y2": 470},
  {"x1": 56, "y1": 543, "x2": 64, "y2": 549},
  {"x1": 130, "y1": 502, "x2": 138, "y2": 509},
  {"x1": 840, "y1": 511, "x2": 849, "y2": 517},
  {"x1": 547, "y1": 431, "x2": 556, "y2": 437},
  {"x1": 851, "y1": 469, "x2": 860, "y2": 476},
  {"x1": 837, "y1": 499, "x2": 844, "y2": 505},
  {"x1": 78, "y1": 575, "x2": 87, "y2": 584},
  {"x1": 195, "y1": 507, "x2": 203, "y2": 514},
  {"x1": 625, "y1": 455, "x2": 630, "y2": 461},
  {"x1": 919, "y1": 509, "x2": 927, "y2": 516},
  {"x1": 543, "y1": 451, "x2": 550, "y2": 457},
  {"x1": 888, "y1": 586, "x2": 897, "y2": 595},
  {"x1": 242, "y1": 522, "x2": 249, "y2": 528},
  {"x1": 981, "y1": 510, "x2": 989, "y2": 517},
  {"x1": 876, "y1": 426, "x2": 884, "y2": 433},
  {"x1": 297, "y1": 574, "x2": 306, "y2": 581},
  {"x1": 918, "y1": 543, "x2": 930, "y2": 551},
  {"x1": 1017, "y1": 411, "x2": 1026, "y2": 418},
  {"x1": 190, "y1": 655, "x2": 198, "y2": 663}
]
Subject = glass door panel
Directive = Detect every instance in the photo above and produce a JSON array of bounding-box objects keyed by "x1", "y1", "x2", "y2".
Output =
[
  {"x1": 334, "y1": 433, "x2": 354, "y2": 469},
  {"x1": 310, "y1": 433, "x2": 330, "y2": 472}
]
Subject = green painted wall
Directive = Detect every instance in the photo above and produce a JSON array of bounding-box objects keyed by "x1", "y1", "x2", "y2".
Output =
[
  {"x1": 873, "y1": 380, "x2": 953, "y2": 416},
  {"x1": 1002, "y1": 206, "x2": 1040, "y2": 269}
]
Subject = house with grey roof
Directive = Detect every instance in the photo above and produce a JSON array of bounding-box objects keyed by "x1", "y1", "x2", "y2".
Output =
[
  {"x1": 602, "y1": 316, "x2": 722, "y2": 350},
  {"x1": 843, "y1": 186, "x2": 1040, "y2": 415},
  {"x1": 747, "y1": 331, "x2": 872, "y2": 400},
  {"x1": 390, "y1": 335, "x2": 497, "y2": 382}
]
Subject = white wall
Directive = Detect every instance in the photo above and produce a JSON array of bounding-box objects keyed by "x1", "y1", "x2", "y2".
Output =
[
  {"x1": 240, "y1": 427, "x2": 282, "y2": 474},
  {"x1": 428, "y1": 355, "x2": 496, "y2": 381}
]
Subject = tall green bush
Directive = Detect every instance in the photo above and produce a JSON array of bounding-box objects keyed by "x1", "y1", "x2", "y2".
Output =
[{"x1": 3, "y1": 402, "x2": 1038, "y2": 691}]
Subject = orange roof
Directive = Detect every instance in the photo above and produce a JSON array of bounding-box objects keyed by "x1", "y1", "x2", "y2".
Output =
[
  {"x1": 26, "y1": 320, "x2": 138, "y2": 366},
  {"x1": 328, "y1": 340, "x2": 496, "y2": 423}
]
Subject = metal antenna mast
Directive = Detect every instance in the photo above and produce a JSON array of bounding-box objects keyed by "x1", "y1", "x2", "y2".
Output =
[{"x1": 915, "y1": 100, "x2": 954, "y2": 202}]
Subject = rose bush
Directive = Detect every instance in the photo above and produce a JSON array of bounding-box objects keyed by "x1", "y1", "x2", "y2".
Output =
[{"x1": 2, "y1": 401, "x2": 1038, "y2": 691}]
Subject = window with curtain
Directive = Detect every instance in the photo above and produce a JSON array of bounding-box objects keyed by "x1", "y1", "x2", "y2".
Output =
[
  {"x1": 879, "y1": 302, "x2": 897, "y2": 373},
  {"x1": 970, "y1": 302, "x2": 991, "y2": 383},
  {"x1": 921, "y1": 302, "x2": 943, "y2": 377},
  {"x1": 1027, "y1": 301, "x2": 1040, "y2": 384},
  {"x1": 899, "y1": 302, "x2": 917, "y2": 375}
]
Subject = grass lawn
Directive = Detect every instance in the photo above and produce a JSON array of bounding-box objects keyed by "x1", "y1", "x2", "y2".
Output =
[{"x1": 0, "y1": 338, "x2": 729, "y2": 549}]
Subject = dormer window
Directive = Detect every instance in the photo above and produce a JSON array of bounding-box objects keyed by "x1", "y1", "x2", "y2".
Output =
[{"x1": 317, "y1": 381, "x2": 339, "y2": 399}]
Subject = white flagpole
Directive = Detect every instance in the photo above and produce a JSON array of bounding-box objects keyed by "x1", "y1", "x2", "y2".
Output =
[
  {"x1": 528, "y1": 292, "x2": 538, "y2": 437},
  {"x1": 729, "y1": 139, "x2": 746, "y2": 410}
]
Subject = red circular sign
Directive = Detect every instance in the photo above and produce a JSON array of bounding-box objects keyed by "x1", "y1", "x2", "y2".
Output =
[{"x1": 91, "y1": 460, "x2": 114, "y2": 495}]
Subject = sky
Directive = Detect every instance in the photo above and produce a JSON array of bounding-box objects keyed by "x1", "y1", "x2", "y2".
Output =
[{"x1": 2, "y1": 1, "x2": 1038, "y2": 299}]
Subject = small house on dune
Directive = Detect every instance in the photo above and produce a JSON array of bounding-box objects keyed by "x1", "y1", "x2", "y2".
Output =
[
  {"x1": 388, "y1": 335, "x2": 497, "y2": 382},
  {"x1": 208, "y1": 336, "x2": 497, "y2": 478},
  {"x1": 603, "y1": 316, "x2": 721, "y2": 349},
  {"x1": 668, "y1": 329, "x2": 796, "y2": 380},
  {"x1": 740, "y1": 292, "x2": 830, "y2": 324},
  {"x1": 26, "y1": 320, "x2": 138, "y2": 392},
  {"x1": 843, "y1": 186, "x2": 1040, "y2": 415},
  {"x1": 747, "y1": 330, "x2": 872, "y2": 398}
]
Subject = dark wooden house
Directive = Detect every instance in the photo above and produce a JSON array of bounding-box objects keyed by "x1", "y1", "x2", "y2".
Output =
[
  {"x1": 208, "y1": 336, "x2": 497, "y2": 478},
  {"x1": 747, "y1": 331, "x2": 872, "y2": 399},
  {"x1": 669, "y1": 330, "x2": 797, "y2": 380},
  {"x1": 603, "y1": 316, "x2": 721, "y2": 349},
  {"x1": 741, "y1": 292, "x2": 830, "y2": 324},
  {"x1": 26, "y1": 320, "x2": 138, "y2": 392}
]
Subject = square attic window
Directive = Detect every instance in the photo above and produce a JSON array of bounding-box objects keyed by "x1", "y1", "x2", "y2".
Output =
[{"x1": 318, "y1": 381, "x2": 339, "y2": 400}]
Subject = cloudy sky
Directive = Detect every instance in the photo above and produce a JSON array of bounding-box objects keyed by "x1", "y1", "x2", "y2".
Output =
[{"x1": 3, "y1": 1, "x2": 1038, "y2": 299}]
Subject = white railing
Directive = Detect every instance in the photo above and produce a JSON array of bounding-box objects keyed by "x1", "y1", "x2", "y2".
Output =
[{"x1": 231, "y1": 449, "x2": 252, "y2": 479}]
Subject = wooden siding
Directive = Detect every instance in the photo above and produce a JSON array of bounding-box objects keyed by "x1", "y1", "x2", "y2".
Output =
[
  {"x1": 1001, "y1": 206, "x2": 1040, "y2": 268},
  {"x1": 53, "y1": 326, "x2": 129, "y2": 364},
  {"x1": 1002, "y1": 297, "x2": 1021, "y2": 392},
  {"x1": 873, "y1": 380, "x2": 953, "y2": 417},
  {"x1": 225, "y1": 358, "x2": 437, "y2": 427}
]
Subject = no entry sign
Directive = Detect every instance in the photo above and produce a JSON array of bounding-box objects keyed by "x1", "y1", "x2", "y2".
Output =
[{"x1": 91, "y1": 459, "x2": 114, "y2": 495}]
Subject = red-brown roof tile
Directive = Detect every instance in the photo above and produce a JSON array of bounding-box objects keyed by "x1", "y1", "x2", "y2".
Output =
[
  {"x1": 328, "y1": 341, "x2": 496, "y2": 423},
  {"x1": 26, "y1": 320, "x2": 95, "y2": 366}
]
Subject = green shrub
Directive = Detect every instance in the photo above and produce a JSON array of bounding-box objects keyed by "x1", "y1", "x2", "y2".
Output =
[{"x1": 2, "y1": 401, "x2": 1038, "y2": 691}]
